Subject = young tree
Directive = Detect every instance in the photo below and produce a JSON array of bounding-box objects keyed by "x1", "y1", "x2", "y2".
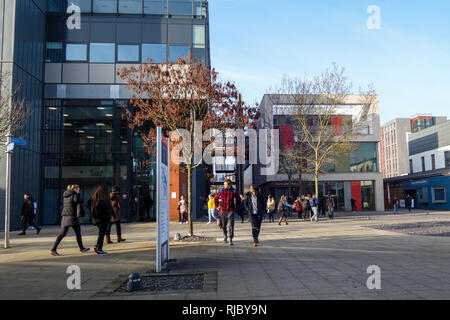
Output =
[
  {"x1": 290, "y1": 64, "x2": 377, "y2": 198},
  {"x1": 118, "y1": 58, "x2": 258, "y2": 236},
  {"x1": 0, "y1": 72, "x2": 33, "y2": 145}
]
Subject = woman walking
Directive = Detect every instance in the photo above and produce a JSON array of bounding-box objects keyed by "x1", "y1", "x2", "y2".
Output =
[
  {"x1": 293, "y1": 196, "x2": 303, "y2": 219},
  {"x1": 89, "y1": 183, "x2": 115, "y2": 255},
  {"x1": 245, "y1": 185, "x2": 266, "y2": 246},
  {"x1": 105, "y1": 185, "x2": 126, "y2": 244},
  {"x1": 18, "y1": 194, "x2": 41, "y2": 235},
  {"x1": 207, "y1": 194, "x2": 218, "y2": 224},
  {"x1": 278, "y1": 195, "x2": 291, "y2": 226},
  {"x1": 177, "y1": 195, "x2": 188, "y2": 224},
  {"x1": 51, "y1": 185, "x2": 89, "y2": 256},
  {"x1": 302, "y1": 195, "x2": 311, "y2": 221},
  {"x1": 266, "y1": 194, "x2": 275, "y2": 222},
  {"x1": 326, "y1": 195, "x2": 335, "y2": 219}
]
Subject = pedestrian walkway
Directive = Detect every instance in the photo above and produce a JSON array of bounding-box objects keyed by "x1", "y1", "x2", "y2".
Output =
[{"x1": 1, "y1": 210, "x2": 450, "y2": 300}]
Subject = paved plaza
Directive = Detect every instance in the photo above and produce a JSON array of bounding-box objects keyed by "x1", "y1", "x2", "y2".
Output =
[{"x1": 1, "y1": 210, "x2": 450, "y2": 300}]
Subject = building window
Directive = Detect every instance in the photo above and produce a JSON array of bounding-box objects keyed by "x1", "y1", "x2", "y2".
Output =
[
  {"x1": 349, "y1": 142, "x2": 378, "y2": 173},
  {"x1": 432, "y1": 187, "x2": 446, "y2": 204},
  {"x1": 194, "y1": 0, "x2": 206, "y2": 16},
  {"x1": 90, "y1": 43, "x2": 115, "y2": 63},
  {"x1": 142, "y1": 44, "x2": 166, "y2": 63},
  {"x1": 68, "y1": 0, "x2": 93, "y2": 12},
  {"x1": 144, "y1": 0, "x2": 168, "y2": 14},
  {"x1": 66, "y1": 43, "x2": 88, "y2": 61},
  {"x1": 193, "y1": 25, "x2": 205, "y2": 48},
  {"x1": 409, "y1": 159, "x2": 413, "y2": 174},
  {"x1": 169, "y1": 45, "x2": 190, "y2": 63},
  {"x1": 445, "y1": 151, "x2": 450, "y2": 168},
  {"x1": 46, "y1": 42, "x2": 63, "y2": 63},
  {"x1": 431, "y1": 154, "x2": 436, "y2": 170},
  {"x1": 93, "y1": 0, "x2": 118, "y2": 13},
  {"x1": 169, "y1": 0, "x2": 193, "y2": 15},
  {"x1": 119, "y1": 0, "x2": 143, "y2": 13},
  {"x1": 421, "y1": 156, "x2": 425, "y2": 172},
  {"x1": 118, "y1": 44, "x2": 140, "y2": 62}
]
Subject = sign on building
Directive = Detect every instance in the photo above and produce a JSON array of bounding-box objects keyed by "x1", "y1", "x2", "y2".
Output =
[{"x1": 156, "y1": 127, "x2": 170, "y2": 272}]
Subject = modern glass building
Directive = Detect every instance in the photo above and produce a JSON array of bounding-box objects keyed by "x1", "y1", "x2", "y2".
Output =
[
  {"x1": 1, "y1": 0, "x2": 210, "y2": 229},
  {"x1": 252, "y1": 94, "x2": 385, "y2": 212}
]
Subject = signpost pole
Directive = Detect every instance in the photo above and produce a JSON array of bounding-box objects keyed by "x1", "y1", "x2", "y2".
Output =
[
  {"x1": 4, "y1": 134, "x2": 13, "y2": 249},
  {"x1": 156, "y1": 127, "x2": 170, "y2": 272}
]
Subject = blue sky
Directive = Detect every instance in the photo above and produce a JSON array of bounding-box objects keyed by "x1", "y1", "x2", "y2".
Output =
[{"x1": 209, "y1": 0, "x2": 450, "y2": 124}]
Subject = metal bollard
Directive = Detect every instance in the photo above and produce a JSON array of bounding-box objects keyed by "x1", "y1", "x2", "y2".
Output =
[{"x1": 127, "y1": 272, "x2": 143, "y2": 292}]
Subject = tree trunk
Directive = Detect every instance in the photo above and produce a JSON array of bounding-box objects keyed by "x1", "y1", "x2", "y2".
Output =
[
  {"x1": 187, "y1": 165, "x2": 193, "y2": 236},
  {"x1": 288, "y1": 173, "x2": 292, "y2": 199},
  {"x1": 298, "y1": 170, "x2": 303, "y2": 196}
]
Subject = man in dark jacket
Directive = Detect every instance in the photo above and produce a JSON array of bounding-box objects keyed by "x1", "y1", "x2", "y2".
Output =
[
  {"x1": 18, "y1": 194, "x2": 41, "y2": 235},
  {"x1": 244, "y1": 185, "x2": 266, "y2": 246},
  {"x1": 214, "y1": 179, "x2": 241, "y2": 245}
]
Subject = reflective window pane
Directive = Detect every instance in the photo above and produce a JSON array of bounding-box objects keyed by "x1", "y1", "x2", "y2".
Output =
[
  {"x1": 66, "y1": 44, "x2": 87, "y2": 61},
  {"x1": 48, "y1": 0, "x2": 65, "y2": 12},
  {"x1": 142, "y1": 44, "x2": 166, "y2": 63},
  {"x1": 46, "y1": 42, "x2": 63, "y2": 63},
  {"x1": 169, "y1": 45, "x2": 189, "y2": 62},
  {"x1": 67, "y1": 0, "x2": 92, "y2": 12},
  {"x1": 118, "y1": 45, "x2": 139, "y2": 62},
  {"x1": 169, "y1": 0, "x2": 192, "y2": 15},
  {"x1": 93, "y1": 0, "x2": 117, "y2": 13},
  {"x1": 350, "y1": 142, "x2": 378, "y2": 173},
  {"x1": 90, "y1": 43, "x2": 115, "y2": 62},
  {"x1": 119, "y1": 0, "x2": 143, "y2": 13},
  {"x1": 144, "y1": 0, "x2": 167, "y2": 14},
  {"x1": 193, "y1": 25, "x2": 205, "y2": 48}
]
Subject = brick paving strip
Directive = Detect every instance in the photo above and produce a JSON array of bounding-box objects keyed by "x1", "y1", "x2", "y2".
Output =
[{"x1": 1, "y1": 210, "x2": 450, "y2": 300}]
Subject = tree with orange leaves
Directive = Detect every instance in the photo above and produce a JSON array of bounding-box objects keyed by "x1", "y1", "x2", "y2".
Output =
[{"x1": 118, "y1": 57, "x2": 258, "y2": 236}]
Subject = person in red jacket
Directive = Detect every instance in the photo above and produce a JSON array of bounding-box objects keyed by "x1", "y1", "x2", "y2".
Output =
[{"x1": 214, "y1": 179, "x2": 241, "y2": 246}]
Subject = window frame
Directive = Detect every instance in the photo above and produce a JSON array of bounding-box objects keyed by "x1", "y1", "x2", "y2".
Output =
[
  {"x1": 141, "y1": 43, "x2": 167, "y2": 64},
  {"x1": 432, "y1": 186, "x2": 447, "y2": 204},
  {"x1": 117, "y1": 44, "x2": 141, "y2": 63},
  {"x1": 89, "y1": 43, "x2": 116, "y2": 63},
  {"x1": 65, "y1": 43, "x2": 88, "y2": 62}
]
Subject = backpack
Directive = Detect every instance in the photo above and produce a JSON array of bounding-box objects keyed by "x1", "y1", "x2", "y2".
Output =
[{"x1": 295, "y1": 200, "x2": 302, "y2": 212}]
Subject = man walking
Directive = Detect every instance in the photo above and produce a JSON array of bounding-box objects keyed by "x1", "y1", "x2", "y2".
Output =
[
  {"x1": 214, "y1": 179, "x2": 241, "y2": 246},
  {"x1": 310, "y1": 193, "x2": 319, "y2": 222}
]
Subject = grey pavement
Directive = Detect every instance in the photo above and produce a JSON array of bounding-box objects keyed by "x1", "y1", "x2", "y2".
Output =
[{"x1": 1, "y1": 209, "x2": 450, "y2": 300}]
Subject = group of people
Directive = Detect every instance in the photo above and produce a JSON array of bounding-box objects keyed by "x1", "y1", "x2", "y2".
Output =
[
  {"x1": 392, "y1": 194, "x2": 415, "y2": 214},
  {"x1": 202, "y1": 179, "x2": 339, "y2": 247},
  {"x1": 49, "y1": 184, "x2": 126, "y2": 256}
]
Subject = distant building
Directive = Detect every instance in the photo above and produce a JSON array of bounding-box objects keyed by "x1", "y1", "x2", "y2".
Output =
[
  {"x1": 379, "y1": 115, "x2": 447, "y2": 178},
  {"x1": 384, "y1": 120, "x2": 450, "y2": 211},
  {"x1": 252, "y1": 94, "x2": 384, "y2": 212}
]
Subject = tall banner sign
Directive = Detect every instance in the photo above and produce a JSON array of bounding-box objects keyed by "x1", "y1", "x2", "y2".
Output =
[{"x1": 156, "y1": 127, "x2": 170, "y2": 272}]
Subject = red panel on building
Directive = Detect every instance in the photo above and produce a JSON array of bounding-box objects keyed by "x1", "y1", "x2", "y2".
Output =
[
  {"x1": 351, "y1": 181, "x2": 362, "y2": 211},
  {"x1": 280, "y1": 125, "x2": 294, "y2": 149},
  {"x1": 332, "y1": 117, "x2": 343, "y2": 135}
]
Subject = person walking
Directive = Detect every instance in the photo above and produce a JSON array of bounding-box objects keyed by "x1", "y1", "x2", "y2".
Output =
[
  {"x1": 214, "y1": 179, "x2": 241, "y2": 245},
  {"x1": 406, "y1": 194, "x2": 412, "y2": 213},
  {"x1": 293, "y1": 196, "x2": 303, "y2": 219},
  {"x1": 310, "y1": 193, "x2": 319, "y2": 222},
  {"x1": 326, "y1": 195, "x2": 335, "y2": 219},
  {"x1": 266, "y1": 194, "x2": 276, "y2": 222},
  {"x1": 51, "y1": 185, "x2": 89, "y2": 256},
  {"x1": 319, "y1": 197, "x2": 326, "y2": 217},
  {"x1": 207, "y1": 194, "x2": 218, "y2": 224},
  {"x1": 278, "y1": 195, "x2": 291, "y2": 226},
  {"x1": 302, "y1": 194, "x2": 311, "y2": 221},
  {"x1": 244, "y1": 185, "x2": 266, "y2": 247},
  {"x1": 393, "y1": 198, "x2": 399, "y2": 214},
  {"x1": 177, "y1": 195, "x2": 188, "y2": 224},
  {"x1": 105, "y1": 185, "x2": 126, "y2": 244},
  {"x1": 89, "y1": 183, "x2": 115, "y2": 255},
  {"x1": 18, "y1": 194, "x2": 41, "y2": 235}
]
